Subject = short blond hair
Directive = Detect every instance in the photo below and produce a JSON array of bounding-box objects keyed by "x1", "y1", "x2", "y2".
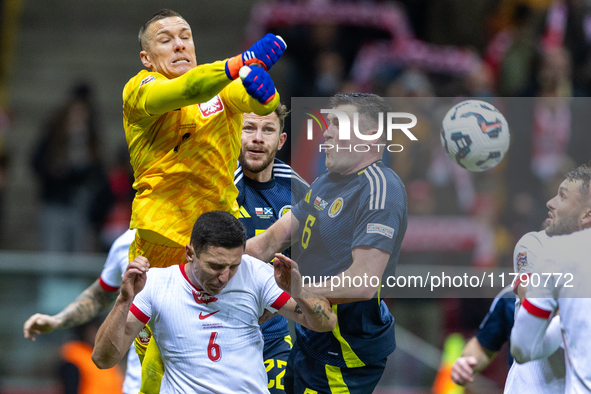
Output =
[{"x1": 138, "y1": 9, "x2": 186, "y2": 51}]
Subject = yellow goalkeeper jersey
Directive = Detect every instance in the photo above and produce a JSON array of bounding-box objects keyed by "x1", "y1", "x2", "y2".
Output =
[{"x1": 123, "y1": 61, "x2": 279, "y2": 246}]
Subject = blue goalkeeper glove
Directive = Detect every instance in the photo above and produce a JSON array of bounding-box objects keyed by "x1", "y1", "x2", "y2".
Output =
[
  {"x1": 241, "y1": 66, "x2": 276, "y2": 105},
  {"x1": 225, "y1": 33, "x2": 286, "y2": 80}
]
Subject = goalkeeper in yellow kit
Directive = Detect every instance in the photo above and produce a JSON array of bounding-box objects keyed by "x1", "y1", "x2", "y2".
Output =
[{"x1": 121, "y1": 9, "x2": 285, "y2": 393}]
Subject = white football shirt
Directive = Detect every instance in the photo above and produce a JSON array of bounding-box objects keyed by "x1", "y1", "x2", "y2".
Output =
[
  {"x1": 504, "y1": 230, "x2": 565, "y2": 394},
  {"x1": 130, "y1": 255, "x2": 290, "y2": 393},
  {"x1": 98, "y1": 229, "x2": 140, "y2": 394},
  {"x1": 522, "y1": 228, "x2": 591, "y2": 394}
]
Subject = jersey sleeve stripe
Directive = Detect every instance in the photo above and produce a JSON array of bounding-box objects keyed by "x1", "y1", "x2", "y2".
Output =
[
  {"x1": 363, "y1": 170, "x2": 375, "y2": 210},
  {"x1": 99, "y1": 276, "x2": 120, "y2": 292},
  {"x1": 130, "y1": 304, "x2": 151, "y2": 324},
  {"x1": 270, "y1": 291, "x2": 290, "y2": 310},
  {"x1": 373, "y1": 164, "x2": 387, "y2": 209},
  {"x1": 366, "y1": 165, "x2": 383, "y2": 210},
  {"x1": 513, "y1": 273, "x2": 531, "y2": 293},
  {"x1": 522, "y1": 298, "x2": 552, "y2": 319},
  {"x1": 234, "y1": 172, "x2": 244, "y2": 185}
]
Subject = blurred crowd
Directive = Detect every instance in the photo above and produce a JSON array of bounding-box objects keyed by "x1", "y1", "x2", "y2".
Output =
[{"x1": 30, "y1": 83, "x2": 134, "y2": 253}]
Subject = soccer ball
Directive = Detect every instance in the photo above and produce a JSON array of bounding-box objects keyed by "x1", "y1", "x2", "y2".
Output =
[{"x1": 440, "y1": 100, "x2": 510, "y2": 172}]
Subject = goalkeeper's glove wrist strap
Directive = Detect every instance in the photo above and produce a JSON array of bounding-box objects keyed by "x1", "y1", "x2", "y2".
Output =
[{"x1": 225, "y1": 55, "x2": 244, "y2": 80}]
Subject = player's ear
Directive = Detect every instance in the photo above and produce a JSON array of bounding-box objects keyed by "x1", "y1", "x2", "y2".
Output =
[
  {"x1": 185, "y1": 245, "x2": 195, "y2": 263},
  {"x1": 581, "y1": 206, "x2": 591, "y2": 229},
  {"x1": 140, "y1": 51, "x2": 152, "y2": 69},
  {"x1": 277, "y1": 132, "x2": 287, "y2": 151},
  {"x1": 366, "y1": 128, "x2": 382, "y2": 145}
]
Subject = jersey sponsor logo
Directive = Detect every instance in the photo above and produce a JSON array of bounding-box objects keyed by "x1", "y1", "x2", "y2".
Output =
[
  {"x1": 193, "y1": 290, "x2": 218, "y2": 305},
  {"x1": 314, "y1": 196, "x2": 328, "y2": 210},
  {"x1": 328, "y1": 197, "x2": 344, "y2": 218},
  {"x1": 198, "y1": 95, "x2": 224, "y2": 118},
  {"x1": 279, "y1": 205, "x2": 292, "y2": 218},
  {"x1": 367, "y1": 223, "x2": 395, "y2": 239},
  {"x1": 516, "y1": 252, "x2": 528, "y2": 271},
  {"x1": 140, "y1": 75, "x2": 155, "y2": 87},
  {"x1": 137, "y1": 326, "x2": 152, "y2": 345},
  {"x1": 199, "y1": 310, "x2": 220, "y2": 320},
  {"x1": 203, "y1": 323, "x2": 223, "y2": 329}
]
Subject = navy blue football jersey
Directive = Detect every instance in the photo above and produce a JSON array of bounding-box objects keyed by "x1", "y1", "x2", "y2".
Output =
[
  {"x1": 290, "y1": 160, "x2": 408, "y2": 367},
  {"x1": 235, "y1": 158, "x2": 309, "y2": 340},
  {"x1": 476, "y1": 285, "x2": 516, "y2": 366}
]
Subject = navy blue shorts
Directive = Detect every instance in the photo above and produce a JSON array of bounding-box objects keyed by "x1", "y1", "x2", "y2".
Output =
[
  {"x1": 264, "y1": 335, "x2": 293, "y2": 394},
  {"x1": 284, "y1": 340, "x2": 387, "y2": 394}
]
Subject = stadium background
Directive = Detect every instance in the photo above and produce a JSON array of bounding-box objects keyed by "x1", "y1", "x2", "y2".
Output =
[{"x1": 0, "y1": 0, "x2": 590, "y2": 393}]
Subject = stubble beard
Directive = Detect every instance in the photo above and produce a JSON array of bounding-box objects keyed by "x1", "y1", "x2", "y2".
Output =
[
  {"x1": 546, "y1": 211, "x2": 580, "y2": 237},
  {"x1": 239, "y1": 144, "x2": 278, "y2": 174}
]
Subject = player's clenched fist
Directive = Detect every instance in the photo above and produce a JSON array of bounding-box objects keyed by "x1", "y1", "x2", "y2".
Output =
[
  {"x1": 451, "y1": 356, "x2": 478, "y2": 386},
  {"x1": 240, "y1": 66, "x2": 277, "y2": 105},
  {"x1": 225, "y1": 33, "x2": 286, "y2": 80},
  {"x1": 120, "y1": 256, "x2": 150, "y2": 302}
]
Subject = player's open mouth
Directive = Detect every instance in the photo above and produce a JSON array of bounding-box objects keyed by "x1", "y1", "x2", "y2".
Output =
[{"x1": 172, "y1": 59, "x2": 190, "y2": 64}]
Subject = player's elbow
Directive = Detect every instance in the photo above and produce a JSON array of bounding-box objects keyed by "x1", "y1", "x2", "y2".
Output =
[
  {"x1": 326, "y1": 314, "x2": 337, "y2": 332},
  {"x1": 510, "y1": 342, "x2": 532, "y2": 364},
  {"x1": 91, "y1": 349, "x2": 117, "y2": 369}
]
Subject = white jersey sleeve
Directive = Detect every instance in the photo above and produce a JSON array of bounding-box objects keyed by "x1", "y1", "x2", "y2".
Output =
[
  {"x1": 243, "y1": 255, "x2": 290, "y2": 314},
  {"x1": 99, "y1": 229, "x2": 136, "y2": 292},
  {"x1": 130, "y1": 267, "x2": 161, "y2": 324},
  {"x1": 512, "y1": 230, "x2": 548, "y2": 276}
]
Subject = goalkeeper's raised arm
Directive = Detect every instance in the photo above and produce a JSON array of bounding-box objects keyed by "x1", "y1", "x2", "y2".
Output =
[{"x1": 131, "y1": 10, "x2": 284, "y2": 115}]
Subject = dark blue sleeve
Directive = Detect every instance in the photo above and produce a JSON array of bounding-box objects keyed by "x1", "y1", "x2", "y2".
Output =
[
  {"x1": 352, "y1": 176, "x2": 406, "y2": 254},
  {"x1": 476, "y1": 298, "x2": 514, "y2": 352},
  {"x1": 290, "y1": 170, "x2": 310, "y2": 204}
]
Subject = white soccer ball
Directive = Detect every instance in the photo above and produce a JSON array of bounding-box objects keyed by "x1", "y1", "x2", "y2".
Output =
[{"x1": 440, "y1": 100, "x2": 510, "y2": 172}]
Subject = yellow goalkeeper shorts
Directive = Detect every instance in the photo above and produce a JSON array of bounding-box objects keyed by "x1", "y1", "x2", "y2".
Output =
[{"x1": 129, "y1": 229, "x2": 186, "y2": 268}]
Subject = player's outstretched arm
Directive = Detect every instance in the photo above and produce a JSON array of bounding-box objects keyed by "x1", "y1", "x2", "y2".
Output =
[
  {"x1": 451, "y1": 337, "x2": 496, "y2": 386},
  {"x1": 246, "y1": 210, "x2": 298, "y2": 263},
  {"x1": 23, "y1": 279, "x2": 118, "y2": 341},
  {"x1": 92, "y1": 257, "x2": 148, "y2": 369},
  {"x1": 142, "y1": 34, "x2": 285, "y2": 116},
  {"x1": 274, "y1": 254, "x2": 337, "y2": 332}
]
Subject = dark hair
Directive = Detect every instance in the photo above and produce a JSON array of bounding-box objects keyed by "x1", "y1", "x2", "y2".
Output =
[
  {"x1": 138, "y1": 9, "x2": 186, "y2": 51},
  {"x1": 329, "y1": 93, "x2": 390, "y2": 139},
  {"x1": 274, "y1": 103, "x2": 290, "y2": 133},
  {"x1": 566, "y1": 164, "x2": 591, "y2": 201},
  {"x1": 190, "y1": 211, "x2": 247, "y2": 256}
]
